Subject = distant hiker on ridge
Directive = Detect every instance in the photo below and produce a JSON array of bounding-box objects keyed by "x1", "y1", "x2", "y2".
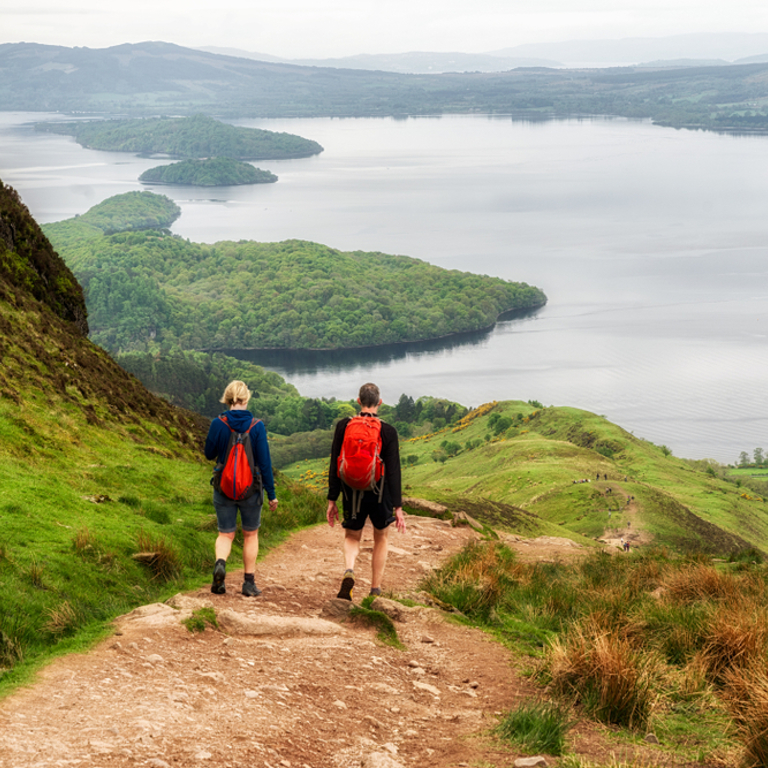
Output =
[
  {"x1": 327, "y1": 382, "x2": 406, "y2": 601},
  {"x1": 204, "y1": 380, "x2": 278, "y2": 597}
]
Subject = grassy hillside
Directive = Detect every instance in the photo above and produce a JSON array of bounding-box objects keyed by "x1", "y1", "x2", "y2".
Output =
[
  {"x1": 0, "y1": 180, "x2": 325, "y2": 691},
  {"x1": 44, "y1": 193, "x2": 546, "y2": 354},
  {"x1": 288, "y1": 400, "x2": 767, "y2": 555}
]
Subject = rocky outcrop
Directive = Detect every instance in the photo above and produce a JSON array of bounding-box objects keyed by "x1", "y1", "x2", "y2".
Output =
[{"x1": 0, "y1": 180, "x2": 88, "y2": 334}]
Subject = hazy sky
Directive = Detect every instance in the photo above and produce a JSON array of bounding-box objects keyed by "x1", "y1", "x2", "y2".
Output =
[{"x1": 4, "y1": 0, "x2": 768, "y2": 59}]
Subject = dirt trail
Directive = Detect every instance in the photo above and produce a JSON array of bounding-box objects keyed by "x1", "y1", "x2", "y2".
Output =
[{"x1": 0, "y1": 518, "x2": 670, "y2": 768}]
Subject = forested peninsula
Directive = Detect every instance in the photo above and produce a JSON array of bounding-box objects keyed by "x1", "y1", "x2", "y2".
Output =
[
  {"x1": 43, "y1": 192, "x2": 546, "y2": 355},
  {"x1": 140, "y1": 158, "x2": 277, "y2": 186},
  {"x1": 35, "y1": 114, "x2": 323, "y2": 160}
]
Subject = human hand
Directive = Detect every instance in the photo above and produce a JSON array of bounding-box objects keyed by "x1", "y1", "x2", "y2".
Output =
[
  {"x1": 268, "y1": 498, "x2": 279, "y2": 512},
  {"x1": 394, "y1": 507, "x2": 406, "y2": 534},
  {"x1": 326, "y1": 500, "x2": 339, "y2": 527}
]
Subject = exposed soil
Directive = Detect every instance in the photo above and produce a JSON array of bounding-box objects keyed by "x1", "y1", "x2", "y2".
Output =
[{"x1": 0, "y1": 518, "x2": 712, "y2": 768}]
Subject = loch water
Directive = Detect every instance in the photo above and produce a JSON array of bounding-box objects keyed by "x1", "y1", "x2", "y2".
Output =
[{"x1": 1, "y1": 111, "x2": 766, "y2": 463}]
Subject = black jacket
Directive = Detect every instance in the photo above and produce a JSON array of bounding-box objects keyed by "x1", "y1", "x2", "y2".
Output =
[{"x1": 327, "y1": 413, "x2": 402, "y2": 508}]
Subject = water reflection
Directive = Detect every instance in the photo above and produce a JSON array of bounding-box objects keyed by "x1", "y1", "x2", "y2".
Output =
[{"x1": 220, "y1": 307, "x2": 543, "y2": 375}]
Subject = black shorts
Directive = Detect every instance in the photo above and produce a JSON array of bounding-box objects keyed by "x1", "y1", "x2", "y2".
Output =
[{"x1": 341, "y1": 487, "x2": 396, "y2": 531}]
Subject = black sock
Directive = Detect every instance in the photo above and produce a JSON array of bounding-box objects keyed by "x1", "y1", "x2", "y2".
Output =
[{"x1": 244, "y1": 573, "x2": 255, "y2": 583}]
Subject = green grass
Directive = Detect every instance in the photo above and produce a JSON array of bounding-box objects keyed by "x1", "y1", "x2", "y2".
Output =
[
  {"x1": 281, "y1": 401, "x2": 768, "y2": 556},
  {"x1": 0, "y1": 389, "x2": 325, "y2": 696},
  {"x1": 282, "y1": 401, "x2": 768, "y2": 556},
  {"x1": 348, "y1": 595, "x2": 405, "y2": 649},
  {"x1": 494, "y1": 700, "x2": 574, "y2": 755},
  {"x1": 182, "y1": 607, "x2": 219, "y2": 633}
]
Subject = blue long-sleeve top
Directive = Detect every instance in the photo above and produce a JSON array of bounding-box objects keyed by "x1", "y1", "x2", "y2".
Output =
[{"x1": 204, "y1": 409, "x2": 276, "y2": 501}]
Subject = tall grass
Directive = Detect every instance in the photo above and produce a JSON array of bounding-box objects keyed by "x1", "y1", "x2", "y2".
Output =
[
  {"x1": 546, "y1": 623, "x2": 659, "y2": 728},
  {"x1": 422, "y1": 541, "x2": 767, "y2": 759}
]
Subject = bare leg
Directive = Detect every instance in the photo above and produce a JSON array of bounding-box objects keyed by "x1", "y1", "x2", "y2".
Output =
[
  {"x1": 215, "y1": 531, "x2": 236, "y2": 561},
  {"x1": 242, "y1": 530, "x2": 259, "y2": 573},
  {"x1": 371, "y1": 526, "x2": 390, "y2": 590},
  {"x1": 343, "y1": 528, "x2": 363, "y2": 571}
]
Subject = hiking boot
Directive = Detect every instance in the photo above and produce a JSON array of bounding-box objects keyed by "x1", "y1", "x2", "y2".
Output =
[
  {"x1": 369, "y1": 587, "x2": 382, "y2": 597},
  {"x1": 211, "y1": 559, "x2": 226, "y2": 594},
  {"x1": 242, "y1": 581, "x2": 262, "y2": 597},
  {"x1": 337, "y1": 569, "x2": 355, "y2": 601}
]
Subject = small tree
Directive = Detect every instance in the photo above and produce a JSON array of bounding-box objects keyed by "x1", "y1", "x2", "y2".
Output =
[
  {"x1": 739, "y1": 451, "x2": 751, "y2": 467},
  {"x1": 755, "y1": 448, "x2": 765, "y2": 467}
]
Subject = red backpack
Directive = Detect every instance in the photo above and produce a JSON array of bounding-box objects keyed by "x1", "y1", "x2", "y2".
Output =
[
  {"x1": 338, "y1": 415, "x2": 385, "y2": 517},
  {"x1": 213, "y1": 416, "x2": 262, "y2": 501}
]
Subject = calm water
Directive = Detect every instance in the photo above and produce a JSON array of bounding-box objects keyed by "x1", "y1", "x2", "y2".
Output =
[{"x1": 1, "y1": 111, "x2": 766, "y2": 463}]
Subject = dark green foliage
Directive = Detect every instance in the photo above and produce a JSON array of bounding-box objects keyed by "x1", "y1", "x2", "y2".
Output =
[
  {"x1": 44, "y1": 203, "x2": 546, "y2": 353},
  {"x1": 140, "y1": 158, "x2": 277, "y2": 186},
  {"x1": 37, "y1": 114, "x2": 323, "y2": 159},
  {"x1": 115, "y1": 350, "x2": 297, "y2": 418},
  {"x1": 269, "y1": 430, "x2": 335, "y2": 469},
  {"x1": 494, "y1": 700, "x2": 573, "y2": 756}
]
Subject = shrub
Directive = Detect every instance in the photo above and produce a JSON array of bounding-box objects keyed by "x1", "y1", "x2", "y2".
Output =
[
  {"x1": 422, "y1": 541, "x2": 522, "y2": 619},
  {"x1": 44, "y1": 601, "x2": 78, "y2": 637},
  {"x1": 664, "y1": 563, "x2": 739, "y2": 604}
]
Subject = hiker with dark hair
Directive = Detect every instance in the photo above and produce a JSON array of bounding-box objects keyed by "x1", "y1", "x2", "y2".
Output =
[
  {"x1": 326, "y1": 382, "x2": 406, "y2": 601},
  {"x1": 204, "y1": 380, "x2": 278, "y2": 597}
]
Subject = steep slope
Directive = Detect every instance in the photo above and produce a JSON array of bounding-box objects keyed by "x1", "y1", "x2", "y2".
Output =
[{"x1": 0, "y1": 182, "x2": 323, "y2": 688}]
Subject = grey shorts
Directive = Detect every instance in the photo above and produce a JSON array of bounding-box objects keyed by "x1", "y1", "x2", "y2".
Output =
[{"x1": 213, "y1": 488, "x2": 262, "y2": 533}]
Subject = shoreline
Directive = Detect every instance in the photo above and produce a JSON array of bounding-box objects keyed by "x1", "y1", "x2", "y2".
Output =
[{"x1": 200, "y1": 301, "x2": 546, "y2": 356}]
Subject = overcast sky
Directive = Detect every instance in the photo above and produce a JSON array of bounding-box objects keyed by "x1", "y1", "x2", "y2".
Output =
[{"x1": 4, "y1": 0, "x2": 768, "y2": 59}]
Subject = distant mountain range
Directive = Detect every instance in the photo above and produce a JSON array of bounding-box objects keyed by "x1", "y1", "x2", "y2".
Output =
[
  {"x1": 197, "y1": 46, "x2": 562, "y2": 73},
  {"x1": 200, "y1": 33, "x2": 768, "y2": 73},
  {"x1": 4, "y1": 40, "x2": 768, "y2": 133}
]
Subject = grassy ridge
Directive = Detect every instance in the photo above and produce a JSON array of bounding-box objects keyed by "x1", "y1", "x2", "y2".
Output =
[{"x1": 287, "y1": 401, "x2": 767, "y2": 554}]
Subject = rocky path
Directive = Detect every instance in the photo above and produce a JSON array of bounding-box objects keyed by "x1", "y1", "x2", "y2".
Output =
[{"x1": 0, "y1": 518, "x2": 543, "y2": 768}]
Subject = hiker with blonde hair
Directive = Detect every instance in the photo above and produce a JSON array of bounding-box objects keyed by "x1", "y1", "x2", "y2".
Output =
[{"x1": 204, "y1": 380, "x2": 278, "y2": 596}]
